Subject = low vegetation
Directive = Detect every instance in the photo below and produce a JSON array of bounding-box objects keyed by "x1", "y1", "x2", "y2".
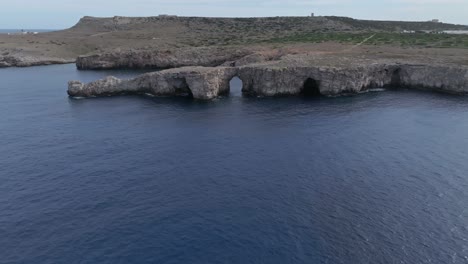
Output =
[
  {"x1": 2, "y1": 15, "x2": 468, "y2": 62},
  {"x1": 325, "y1": 16, "x2": 468, "y2": 31},
  {"x1": 258, "y1": 32, "x2": 468, "y2": 49},
  {"x1": 70, "y1": 16, "x2": 468, "y2": 49}
]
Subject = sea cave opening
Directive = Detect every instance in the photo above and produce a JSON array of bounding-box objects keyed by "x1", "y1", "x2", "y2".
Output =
[
  {"x1": 390, "y1": 68, "x2": 401, "y2": 87},
  {"x1": 301, "y1": 78, "x2": 321, "y2": 97},
  {"x1": 173, "y1": 78, "x2": 193, "y2": 98}
]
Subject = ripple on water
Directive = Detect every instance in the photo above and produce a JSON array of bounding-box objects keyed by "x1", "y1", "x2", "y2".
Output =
[{"x1": 0, "y1": 65, "x2": 468, "y2": 263}]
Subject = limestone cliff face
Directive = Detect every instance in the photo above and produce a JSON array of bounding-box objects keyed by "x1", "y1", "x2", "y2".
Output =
[
  {"x1": 68, "y1": 67, "x2": 237, "y2": 100},
  {"x1": 0, "y1": 55, "x2": 73, "y2": 68},
  {"x1": 76, "y1": 48, "x2": 252, "y2": 70},
  {"x1": 399, "y1": 65, "x2": 468, "y2": 94},
  {"x1": 68, "y1": 63, "x2": 468, "y2": 100},
  {"x1": 237, "y1": 64, "x2": 400, "y2": 96}
]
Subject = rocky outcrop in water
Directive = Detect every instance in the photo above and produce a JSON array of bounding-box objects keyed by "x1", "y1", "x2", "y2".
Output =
[
  {"x1": 68, "y1": 62, "x2": 468, "y2": 99},
  {"x1": 0, "y1": 55, "x2": 73, "y2": 68},
  {"x1": 76, "y1": 47, "x2": 254, "y2": 70},
  {"x1": 69, "y1": 66, "x2": 238, "y2": 100}
]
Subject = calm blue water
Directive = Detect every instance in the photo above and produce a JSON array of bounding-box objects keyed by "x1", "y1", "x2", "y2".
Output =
[{"x1": 1, "y1": 64, "x2": 468, "y2": 264}]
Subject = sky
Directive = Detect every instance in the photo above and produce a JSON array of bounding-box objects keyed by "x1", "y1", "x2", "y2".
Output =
[{"x1": 0, "y1": 0, "x2": 467, "y2": 29}]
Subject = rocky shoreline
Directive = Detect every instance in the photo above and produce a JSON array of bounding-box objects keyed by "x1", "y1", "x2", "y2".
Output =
[
  {"x1": 1, "y1": 15, "x2": 466, "y2": 98},
  {"x1": 75, "y1": 47, "x2": 259, "y2": 70},
  {"x1": 68, "y1": 61, "x2": 468, "y2": 100},
  {"x1": 0, "y1": 55, "x2": 74, "y2": 68},
  {"x1": 2, "y1": 15, "x2": 468, "y2": 70}
]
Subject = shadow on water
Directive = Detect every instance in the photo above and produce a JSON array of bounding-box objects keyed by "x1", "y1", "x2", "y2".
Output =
[{"x1": 67, "y1": 86, "x2": 468, "y2": 117}]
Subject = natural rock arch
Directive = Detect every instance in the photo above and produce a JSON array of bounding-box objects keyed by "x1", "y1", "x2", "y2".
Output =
[
  {"x1": 172, "y1": 77, "x2": 193, "y2": 97},
  {"x1": 301, "y1": 78, "x2": 321, "y2": 97},
  {"x1": 68, "y1": 64, "x2": 468, "y2": 99}
]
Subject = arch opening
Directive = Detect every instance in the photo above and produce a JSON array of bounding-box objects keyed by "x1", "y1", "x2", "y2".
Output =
[
  {"x1": 172, "y1": 78, "x2": 193, "y2": 98},
  {"x1": 229, "y1": 76, "x2": 244, "y2": 97},
  {"x1": 301, "y1": 78, "x2": 321, "y2": 97}
]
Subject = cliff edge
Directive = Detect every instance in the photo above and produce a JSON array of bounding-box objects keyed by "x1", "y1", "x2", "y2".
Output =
[{"x1": 68, "y1": 57, "x2": 468, "y2": 100}]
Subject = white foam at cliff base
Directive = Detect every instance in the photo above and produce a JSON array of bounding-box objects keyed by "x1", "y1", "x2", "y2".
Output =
[{"x1": 368, "y1": 88, "x2": 386, "y2": 92}]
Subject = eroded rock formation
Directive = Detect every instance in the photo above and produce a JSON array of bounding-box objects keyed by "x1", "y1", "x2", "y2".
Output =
[
  {"x1": 0, "y1": 55, "x2": 73, "y2": 68},
  {"x1": 68, "y1": 62, "x2": 468, "y2": 100},
  {"x1": 68, "y1": 66, "x2": 238, "y2": 99},
  {"x1": 76, "y1": 47, "x2": 254, "y2": 70}
]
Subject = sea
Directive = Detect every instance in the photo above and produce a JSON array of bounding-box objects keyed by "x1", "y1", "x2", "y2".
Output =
[{"x1": 1, "y1": 64, "x2": 467, "y2": 264}]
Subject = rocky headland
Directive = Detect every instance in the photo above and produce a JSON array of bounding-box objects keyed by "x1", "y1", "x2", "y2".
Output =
[
  {"x1": 1, "y1": 15, "x2": 467, "y2": 99},
  {"x1": 68, "y1": 55, "x2": 468, "y2": 99},
  {"x1": 0, "y1": 55, "x2": 73, "y2": 68},
  {"x1": 2, "y1": 15, "x2": 468, "y2": 68},
  {"x1": 75, "y1": 47, "x2": 261, "y2": 70}
]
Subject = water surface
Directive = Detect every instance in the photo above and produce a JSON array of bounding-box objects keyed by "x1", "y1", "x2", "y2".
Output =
[{"x1": 1, "y1": 64, "x2": 468, "y2": 264}]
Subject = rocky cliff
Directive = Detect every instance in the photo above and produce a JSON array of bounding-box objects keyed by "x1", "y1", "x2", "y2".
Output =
[
  {"x1": 76, "y1": 47, "x2": 254, "y2": 70},
  {"x1": 68, "y1": 62, "x2": 468, "y2": 99},
  {"x1": 0, "y1": 55, "x2": 73, "y2": 68},
  {"x1": 69, "y1": 67, "x2": 237, "y2": 100}
]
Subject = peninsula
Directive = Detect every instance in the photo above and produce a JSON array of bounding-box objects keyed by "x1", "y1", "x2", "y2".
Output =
[{"x1": 1, "y1": 15, "x2": 468, "y2": 98}]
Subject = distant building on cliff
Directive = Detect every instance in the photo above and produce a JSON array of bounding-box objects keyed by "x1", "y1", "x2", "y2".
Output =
[{"x1": 431, "y1": 19, "x2": 440, "y2": 23}]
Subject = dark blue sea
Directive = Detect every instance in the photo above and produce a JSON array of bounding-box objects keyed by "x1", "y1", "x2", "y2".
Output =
[{"x1": 1, "y1": 64, "x2": 468, "y2": 264}]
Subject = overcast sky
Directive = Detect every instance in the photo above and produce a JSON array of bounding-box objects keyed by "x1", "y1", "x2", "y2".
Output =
[{"x1": 0, "y1": 0, "x2": 467, "y2": 29}]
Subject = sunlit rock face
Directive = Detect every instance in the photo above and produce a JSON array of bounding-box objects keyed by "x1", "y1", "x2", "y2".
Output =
[
  {"x1": 75, "y1": 48, "x2": 253, "y2": 70},
  {"x1": 68, "y1": 67, "x2": 238, "y2": 100},
  {"x1": 68, "y1": 63, "x2": 468, "y2": 100}
]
